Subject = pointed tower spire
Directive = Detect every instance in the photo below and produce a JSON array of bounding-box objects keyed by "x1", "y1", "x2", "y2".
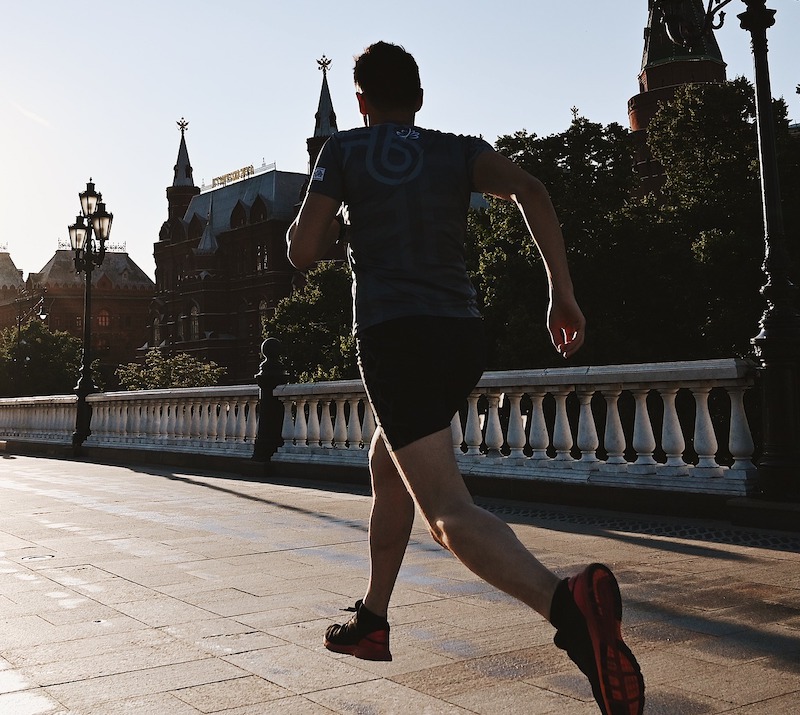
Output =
[
  {"x1": 166, "y1": 118, "x2": 201, "y2": 225},
  {"x1": 173, "y1": 118, "x2": 195, "y2": 187},
  {"x1": 307, "y1": 56, "x2": 338, "y2": 171}
]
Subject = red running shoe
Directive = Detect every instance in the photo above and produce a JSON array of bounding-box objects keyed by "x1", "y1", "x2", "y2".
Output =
[
  {"x1": 324, "y1": 600, "x2": 392, "y2": 661},
  {"x1": 565, "y1": 564, "x2": 644, "y2": 715}
]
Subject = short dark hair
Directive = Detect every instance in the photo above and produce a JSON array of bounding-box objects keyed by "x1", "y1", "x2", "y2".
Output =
[{"x1": 353, "y1": 41, "x2": 421, "y2": 112}]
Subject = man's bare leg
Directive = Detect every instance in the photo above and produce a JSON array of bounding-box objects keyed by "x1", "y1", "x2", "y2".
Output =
[
  {"x1": 389, "y1": 427, "x2": 560, "y2": 619},
  {"x1": 361, "y1": 429, "x2": 415, "y2": 618}
]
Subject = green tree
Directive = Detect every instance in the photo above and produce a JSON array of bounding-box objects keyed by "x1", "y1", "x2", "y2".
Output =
[
  {"x1": 468, "y1": 79, "x2": 800, "y2": 368},
  {"x1": 0, "y1": 319, "x2": 83, "y2": 397},
  {"x1": 468, "y1": 117, "x2": 642, "y2": 367},
  {"x1": 262, "y1": 261, "x2": 356, "y2": 382},
  {"x1": 116, "y1": 348, "x2": 226, "y2": 390},
  {"x1": 646, "y1": 77, "x2": 800, "y2": 357}
]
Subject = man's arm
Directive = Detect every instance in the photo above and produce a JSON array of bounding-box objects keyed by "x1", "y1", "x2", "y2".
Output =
[
  {"x1": 286, "y1": 192, "x2": 341, "y2": 270},
  {"x1": 472, "y1": 149, "x2": 585, "y2": 359}
]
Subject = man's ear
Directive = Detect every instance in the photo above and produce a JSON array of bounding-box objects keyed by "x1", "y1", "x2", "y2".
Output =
[
  {"x1": 415, "y1": 88, "x2": 424, "y2": 112},
  {"x1": 356, "y1": 92, "x2": 368, "y2": 117}
]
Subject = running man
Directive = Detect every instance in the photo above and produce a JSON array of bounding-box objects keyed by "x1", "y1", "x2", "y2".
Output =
[{"x1": 287, "y1": 41, "x2": 644, "y2": 715}]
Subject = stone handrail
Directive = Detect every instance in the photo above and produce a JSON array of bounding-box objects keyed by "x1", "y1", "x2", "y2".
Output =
[
  {"x1": 0, "y1": 386, "x2": 259, "y2": 457},
  {"x1": 272, "y1": 358, "x2": 758, "y2": 496}
]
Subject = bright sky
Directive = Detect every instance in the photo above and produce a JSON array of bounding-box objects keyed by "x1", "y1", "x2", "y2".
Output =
[{"x1": 2, "y1": 0, "x2": 798, "y2": 281}]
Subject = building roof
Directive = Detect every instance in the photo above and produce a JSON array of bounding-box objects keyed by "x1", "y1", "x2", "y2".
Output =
[
  {"x1": 28, "y1": 250, "x2": 155, "y2": 290},
  {"x1": 0, "y1": 251, "x2": 25, "y2": 290},
  {"x1": 184, "y1": 169, "x2": 307, "y2": 236},
  {"x1": 641, "y1": 0, "x2": 726, "y2": 74}
]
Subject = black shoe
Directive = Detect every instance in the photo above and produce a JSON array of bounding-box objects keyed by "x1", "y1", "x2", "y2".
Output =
[
  {"x1": 552, "y1": 565, "x2": 644, "y2": 715},
  {"x1": 323, "y1": 600, "x2": 392, "y2": 661}
]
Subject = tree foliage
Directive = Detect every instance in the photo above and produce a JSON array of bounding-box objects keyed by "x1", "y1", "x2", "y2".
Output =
[
  {"x1": 468, "y1": 78, "x2": 800, "y2": 368},
  {"x1": 0, "y1": 319, "x2": 83, "y2": 397},
  {"x1": 262, "y1": 261, "x2": 357, "y2": 382},
  {"x1": 116, "y1": 348, "x2": 226, "y2": 390}
]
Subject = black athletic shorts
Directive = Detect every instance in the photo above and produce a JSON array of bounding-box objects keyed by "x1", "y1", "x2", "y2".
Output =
[{"x1": 356, "y1": 315, "x2": 486, "y2": 450}]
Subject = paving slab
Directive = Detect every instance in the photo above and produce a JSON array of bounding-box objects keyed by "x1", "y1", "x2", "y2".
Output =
[{"x1": 1, "y1": 455, "x2": 799, "y2": 714}]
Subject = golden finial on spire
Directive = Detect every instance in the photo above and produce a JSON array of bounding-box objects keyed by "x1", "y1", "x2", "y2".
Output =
[
  {"x1": 317, "y1": 55, "x2": 332, "y2": 76},
  {"x1": 177, "y1": 117, "x2": 189, "y2": 135}
]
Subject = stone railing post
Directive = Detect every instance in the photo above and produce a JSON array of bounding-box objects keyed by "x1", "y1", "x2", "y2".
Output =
[{"x1": 253, "y1": 337, "x2": 290, "y2": 461}]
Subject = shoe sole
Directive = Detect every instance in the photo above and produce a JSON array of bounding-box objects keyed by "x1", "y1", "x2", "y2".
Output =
[
  {"x1": 575, "y1": 564, "x2": 644, "y2": 715},
  {"x1": 324, "y1": 632, "x2": 392, "y2": 661}
]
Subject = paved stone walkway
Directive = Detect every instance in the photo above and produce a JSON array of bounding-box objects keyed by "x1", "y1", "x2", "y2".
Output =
[{"x1": 0, "y1": 455, "x2": 798, "y2": 714}]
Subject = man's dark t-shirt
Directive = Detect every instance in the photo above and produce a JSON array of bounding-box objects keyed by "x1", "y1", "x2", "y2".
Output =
[{"x1": 308, "y1": 124, "x2": 492, "y2": 334}]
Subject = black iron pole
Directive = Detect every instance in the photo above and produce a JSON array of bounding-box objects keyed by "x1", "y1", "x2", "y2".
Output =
[
  {"x1": 72, "y1": 240, "x2": 98, "y2": 456},
  {"x1": 739, "y1": 0, "x2": 800, "y2": 500}
]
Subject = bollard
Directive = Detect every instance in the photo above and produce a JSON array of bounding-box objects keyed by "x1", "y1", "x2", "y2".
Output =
[{"x1": 253, "y1": 337, "x2": 290, "y2": 461}]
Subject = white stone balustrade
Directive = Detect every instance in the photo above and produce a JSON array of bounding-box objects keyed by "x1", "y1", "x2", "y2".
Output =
[
  {"x1": 0, "y1": 359, "x2": 759, "y2": 496},
  {"x1": 0, "y1": 385, "x2": 259, "y2": 457},
  {"x1": 272, "y1": 359, "x2": 758, "y2": 496}
]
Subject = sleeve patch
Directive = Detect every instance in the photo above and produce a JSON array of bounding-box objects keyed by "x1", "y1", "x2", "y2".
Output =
[{"x1": 312, "y1": 167, "x2": 326, "y2": 182}]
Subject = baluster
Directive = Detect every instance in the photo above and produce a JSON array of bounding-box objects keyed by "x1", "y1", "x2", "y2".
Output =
[
  {"x1": 294, "y1": 398, "x2": 308, "y2": 446},
  {"x1": 134, "y1": 399, "x2": 145, "y2": 441},
  {"x1": 660, "y1": 387, "x2": 688, "y2": 474},
  {"x1": 281, "y1": 399, "x2": 296, "y2": 448},
  {"x1": 630, "y1": 388, "x2": 657, "y2": 472},
  {"x1": 361, "y1": 401, "x2": 377, "y2": 443},
  {"x1": 333, "y1": 398, "x2": 348, "y2": 448},
  {"x1": 464, "y1": 394, "x2": 482, "y2": 455},
  {"x1": 223, "y1": 400, "x2": 236, "y2": 444},
  {"x1": 528, "y1": 390, "x2": 549, "y2": 460},
  {"x1": 347, "y1": 397, "x2": 362, "y2": 448},
  {"x1": 167, "y1": 400, "x2": 178, "y2": 442},
  {"x1": 575, "y1": 388, "x2": 599, "y2": 466},
  {"x1": 692, "y1": 385, "x2": 722, "y2": 475},
  {"x1": 205, "y1": 401, "x2": 218, "y2": 443},
  {"x1": 227, "y1": 398, "x2": 240, "y2": 444},
  {"x1": 451, "y1": 411, "x2": 464, "y2": 454},
  {"x1": 602, "y1": 389, "x2": 626, "y2": 466},
  {"x1": 93, "y1": 402, "x2": 106, "y2": 443},
  {"x1": 728, "y1": 385, "x2": 756, "y2": 474},
  {"x1": 552, "y1": 388, "x2": 573, "y2": 462},
  {"x1": 317, "y1": 399, "x2": 333, "y2": 448},
  {"x1": 197, "y1": 399, "x2": 209, "y2": 442},
  {"x1": 484, "y1": 392, "x2": 504, "y2": 456},
  {"x1": 189, "y1": 397, "x2": 201, "y2": 445},
  {"x1": 307, "y1": 399, "x2": 321, "y2": 447},
  {"x1": 245, "y1": 397, "x2": 258, "y2": 443},
  {"x1": 505, "y1": 392, "x2": 526, "y2": 460},
  {"x1": 139, "y1": 401, "x2": 152, "y2": 442}
]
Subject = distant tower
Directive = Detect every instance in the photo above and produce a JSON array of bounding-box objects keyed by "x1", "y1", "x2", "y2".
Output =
[
  {"x1": 166, "y1": 118, "x2": 201, "y2": 224},
  {"x1": 628, "y1": 0, "x2": 727, "y2": 193},
  {"x1": 307, "y1": 56, "x2": 338, "y2": 172}
]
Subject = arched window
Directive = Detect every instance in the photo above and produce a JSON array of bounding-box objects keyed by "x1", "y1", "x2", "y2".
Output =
[{"x1": 190, "y1": 306, "x2": 200, "y2": 341}]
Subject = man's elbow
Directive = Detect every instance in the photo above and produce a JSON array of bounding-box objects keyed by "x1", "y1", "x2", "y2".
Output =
[{"x1": 287, "y1": 244, "x2": 314, "y2": 271}]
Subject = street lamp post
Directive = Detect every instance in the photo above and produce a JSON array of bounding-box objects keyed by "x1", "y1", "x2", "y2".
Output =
[
  {"x1": 738, "y1": 0, "x2": 800, "y2": 501},
  {"x1": 657, "y1": 0, "x2": 800, "y2": 500},
  {"x1": 68, "y1": 179, "x2": 113, "y2": 456}
]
